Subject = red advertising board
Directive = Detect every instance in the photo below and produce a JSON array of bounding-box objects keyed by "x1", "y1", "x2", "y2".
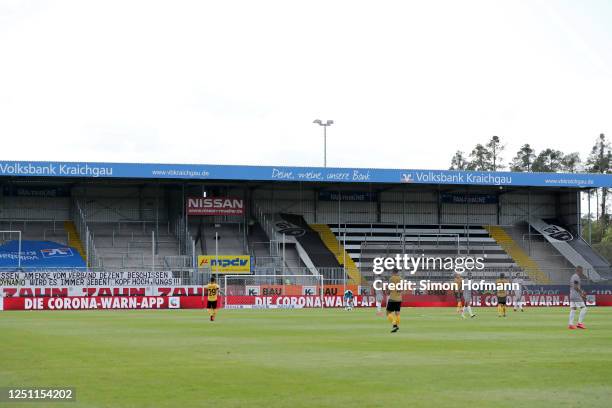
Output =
[
  {"x1": 187, "y1": 197, "x2": 244, "y2": 216},
  {"x1": 2, "y1": 291, "x2": 611, "y2": 311},
  {"x1": 224, "y1": 295, "x2": 375, "y2": 309},
  {"x1": 1, "y1": 296, "x2": 212, "y2": 311},
  {"x1": 400, "y1": 292, "x2": 600, "y2": 307},
  {"x1": 0, "y1": 286, "x2": 203, "y2": 298}
]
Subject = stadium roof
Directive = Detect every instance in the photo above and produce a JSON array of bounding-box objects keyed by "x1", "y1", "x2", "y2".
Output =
[{"x1": 0, "y1": 160, "x2": 610, "y2": 188}]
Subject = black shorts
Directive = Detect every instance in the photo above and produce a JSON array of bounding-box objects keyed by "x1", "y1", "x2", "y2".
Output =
[
  {"x1": 207, "y1": 300, "x2": 218, "y2": 309},
  {"x1": 497, "y1": 296, "x2": 507, "y2": 305},
  {"x1": 386, "y1": 300, "x2": 401, "y2": 313},
  {"x1": 454, "y1": 291, "x2": 463, "y2": 301}
]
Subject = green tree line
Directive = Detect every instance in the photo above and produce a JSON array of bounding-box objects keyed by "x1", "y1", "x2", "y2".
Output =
[
  {"x1": 448, "y1": 134, "x2": 610, "y2": 173},
  {"x1": 450, "y1": 133, "x2": 612, "y2": 256}
]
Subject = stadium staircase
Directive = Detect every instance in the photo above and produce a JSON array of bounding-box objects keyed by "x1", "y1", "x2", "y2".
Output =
[
  {"x1": 64, "y1": 221, "x2": 87, "y2": 262},
  {"x1": 310, "y1": 224, "x2": 364, "y2": 285},
  {"x1": 484, "y1": 225, "x2": 550, "y2": 284}
]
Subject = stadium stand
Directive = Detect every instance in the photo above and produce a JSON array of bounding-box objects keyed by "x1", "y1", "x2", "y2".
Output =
[
  {"x1": 310, "y1": 223, "x2": 363, "y2": 284},
  {"x1": 86, "y1": 221, "x2": 181, "y2": 269},
  {"x1": 324, "y1": 223, "x2": 524, "y2": 282},
  {"x1": 0, "y1": 220, "x2": 71, "y2": 246},
  {"x1": 277, "y1": 214, "x2": 339, "y2": 268},
  {"x1": 188, "y1": 221, "x2": 247, "y2": 257},
  {"x1": 1, "y1": 164, "x2": 610, "y2": 286},
  {"x1": 485, "y1": 225, "x2": 551, "y2": 283},
  {"x1": 494, "y1": 222, "x2": 570, "y2": 283}
]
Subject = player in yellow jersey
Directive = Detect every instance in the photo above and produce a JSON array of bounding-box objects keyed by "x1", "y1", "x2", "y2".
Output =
[
  {"x1": 386, "y1": 270, "x2": 403, "y2": 333},
  {"x1": 204, "y1": 277, "x2": 220, "y2": 321},
  {"x1": 496, "y1": 273, "x2": 509, "y2": 317},
  {"x1": 453, "y1": 273, "x2": 463, "y2": 314}
]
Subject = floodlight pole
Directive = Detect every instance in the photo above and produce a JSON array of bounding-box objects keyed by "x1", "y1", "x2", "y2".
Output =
[
  {"x1": 324, "y1": 126, "x2": 327, "y2": 167},
  {"x1": 313, "y1": 119, "x2": 334, "y2": 167}
]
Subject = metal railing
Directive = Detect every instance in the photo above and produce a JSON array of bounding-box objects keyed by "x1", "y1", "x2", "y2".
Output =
[
  {"x1": 0, "y1": 219, "x2": 65, "y2": 231},
  {"x1": 333, "y1": 223, "x2": 500, "y2": 255},
  {"x1": 72, "y1": 201, "x2": 101, "y2": 270},
  {"x1": 113, "y1": 219, "x2": 171, "y2": 234},
  {"x1": 252, "y1": 203, "x2": 280, "y2": 256}
]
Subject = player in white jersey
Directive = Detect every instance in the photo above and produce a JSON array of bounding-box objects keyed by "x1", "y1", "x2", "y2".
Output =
[
  {"x1": 461, "y1": 273, "x2": 476, "y2": 319},
  {"x1": 568, "y1": 266, "x2": 587, "y2": 330},
  {"x1": 375, "y1": 287, "x2": 384, "y2": 316},
  {"x1": 512, "y1": 273, "x2": 524, "y2": 312}
]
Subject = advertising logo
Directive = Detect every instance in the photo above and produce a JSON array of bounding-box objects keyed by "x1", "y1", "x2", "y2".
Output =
[
  {"x1": 187, "y1": 197, "x2": 244, "y2": 216},
  {"x1": 274, "y1": 221, "x2": 306, "y2": 237},
  {"x1": 542, "y1": 225, "x2": 573, "y2": 242},
  {"x1": 41, "y1": 248, "x2": 74, "y2": 258},
  {"x1": 400, "y1": 173, "x2": 414, "y2": 183},
  {"x1": 198, "y1": 255, "x2": 251, "y2": 273},
  {"x1": 168, "y1": 297, "x2": 180, "y2": 309}
]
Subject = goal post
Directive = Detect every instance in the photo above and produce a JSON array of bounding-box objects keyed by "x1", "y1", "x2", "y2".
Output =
[{"x1": 223, "y1": 274, "x2": 325, "y2": 309}]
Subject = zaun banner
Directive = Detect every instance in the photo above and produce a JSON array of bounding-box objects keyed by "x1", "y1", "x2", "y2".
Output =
[{"x1": 0, "y1": 271, "x2": 179, "y2": 287}]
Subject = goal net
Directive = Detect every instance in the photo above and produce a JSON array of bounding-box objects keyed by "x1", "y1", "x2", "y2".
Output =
[{"x1": 223, "y1": 274, "x2": 324, "y2": 309}]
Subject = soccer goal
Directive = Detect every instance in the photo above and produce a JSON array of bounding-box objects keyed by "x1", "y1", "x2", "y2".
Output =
[{"x1": 223, "y1": 274, "x2": 325, "y2": 309}]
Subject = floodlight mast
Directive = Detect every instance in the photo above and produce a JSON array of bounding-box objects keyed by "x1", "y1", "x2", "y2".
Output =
[{"x1": 313, "y1": 119, "x2": 334, "y2": 167}]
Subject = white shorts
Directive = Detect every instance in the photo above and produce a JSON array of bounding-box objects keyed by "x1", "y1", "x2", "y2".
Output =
[{"x1": 570, "y1": 301, "x2": 586, "y2": 308}]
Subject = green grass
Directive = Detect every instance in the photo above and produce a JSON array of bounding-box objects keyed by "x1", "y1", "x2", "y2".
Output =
[{"x1": 1, "y1": 307, "x2": 611, "y2": 408}]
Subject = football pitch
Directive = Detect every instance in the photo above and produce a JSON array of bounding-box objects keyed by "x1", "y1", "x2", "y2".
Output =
[{"x1": 1, "y1": 307, "x2": 611, "y2": 408}]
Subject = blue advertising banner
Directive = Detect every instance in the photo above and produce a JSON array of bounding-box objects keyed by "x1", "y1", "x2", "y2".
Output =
[{"x1": 0, "y1": 160, "x2": 611, "y2": 188}]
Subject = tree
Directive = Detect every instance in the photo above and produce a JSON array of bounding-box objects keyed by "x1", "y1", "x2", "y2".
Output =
[
  {"x1": 586, "y1": 133, "x2": 612, "y2": 223},
  {"x1": 486, "y1": 135, "x2": 504, "y2": 170},
  {"x1": 510, "y1": 144, "x2": 536, "y2": 172},
  {"x1": 449, "y1": 150, "x2": 468, "y2": 170},
  {"x1": 582, "y1": 216, "x2": 612, "y2": 262},
  {"x1": 531, "y1": 149, "x2": 564, "y2": 172},
  {"x1": 468, "y1": 144, "x2": 492, "y2": 171},
  {"x1": 561, "y1": 152, "x2": 581, "y2": 173}
]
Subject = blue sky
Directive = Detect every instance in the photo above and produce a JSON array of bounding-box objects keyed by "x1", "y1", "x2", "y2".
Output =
[{"x1": 0, "y1": 0, "x2": 611, "y2": 170}]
